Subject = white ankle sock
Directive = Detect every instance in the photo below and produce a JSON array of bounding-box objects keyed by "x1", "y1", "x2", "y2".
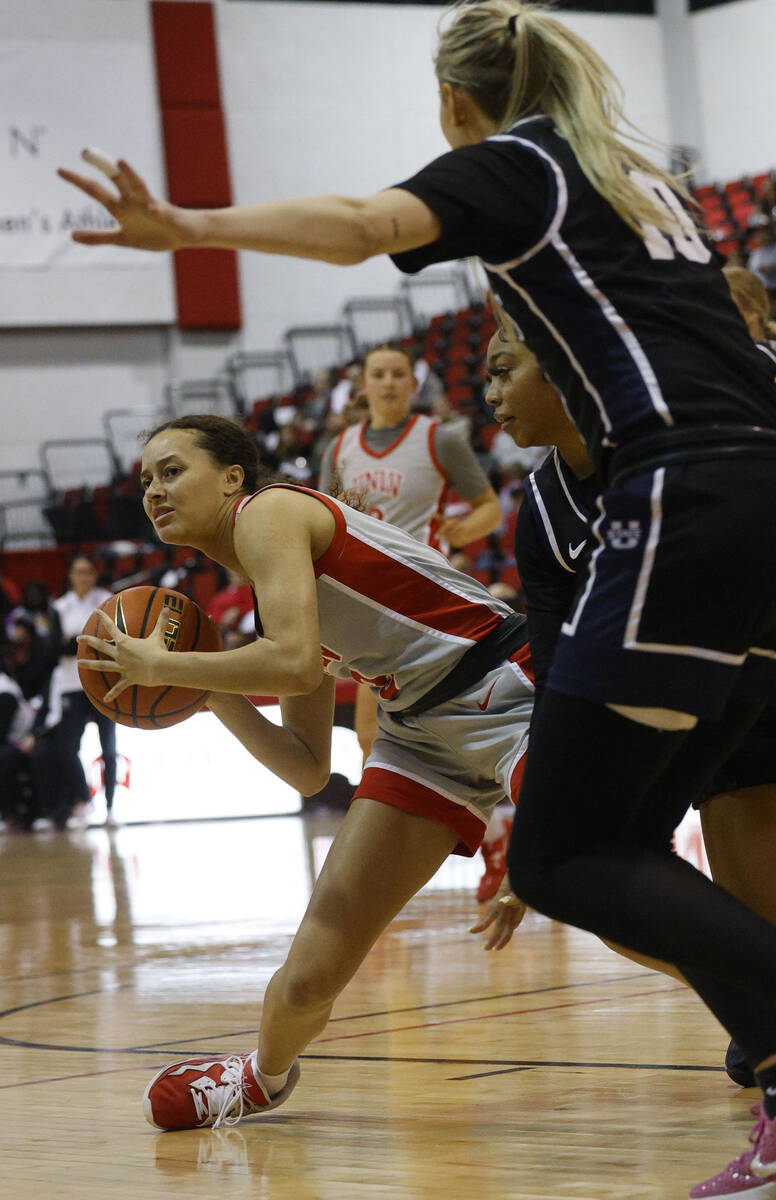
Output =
[{"x1": 252, "y1": 1052, "x2": 290, "y2": 1097}]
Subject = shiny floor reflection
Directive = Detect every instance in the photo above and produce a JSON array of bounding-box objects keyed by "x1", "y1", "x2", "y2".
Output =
[{"x1": 0, "y1": 816, "x2": 753, "y2": 1199}]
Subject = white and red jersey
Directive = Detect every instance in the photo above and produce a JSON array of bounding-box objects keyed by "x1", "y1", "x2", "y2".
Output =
[
  {"x1": 331, "y1": 413, "x2": 447, "y2": 548},
  {"x1": 233, "y1": 484, "x2": 514, "y2": 713}
]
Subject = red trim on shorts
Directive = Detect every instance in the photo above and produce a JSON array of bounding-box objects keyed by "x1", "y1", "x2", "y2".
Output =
[
  {"x1": 330, "y1": 533, "x2": 503, "y2": 642},
  {"x1": 509, "y1": 641, "x2": 535, "y2": 685},
  {"x1": 358, "y1": 414, "x2": 420, "y2": 460},
  {"x1": 355, "y1": 766, "x2": 486, "y2": 857},
  {"x1": 231, "y1": 484, "x2": 348, "y2": 578}
]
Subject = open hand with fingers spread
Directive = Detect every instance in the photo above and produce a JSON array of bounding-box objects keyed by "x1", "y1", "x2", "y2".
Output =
[
  {"x1": 57, "y1": 149, "x2": 204, "y2": 251},
  {"x1": 77, "y1": 607, "x2": 173, "y2": 703},
  {"x1": 469, "y1": 876, "x2": 527, "y2": 951}
]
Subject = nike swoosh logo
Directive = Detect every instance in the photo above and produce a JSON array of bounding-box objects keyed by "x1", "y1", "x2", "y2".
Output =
[
  {"x1": 568, "y1": 540, "x2": 587, "y2": 560},
  {"x1": 477, "y1": 682, "x2": 497, "y2": 711}
]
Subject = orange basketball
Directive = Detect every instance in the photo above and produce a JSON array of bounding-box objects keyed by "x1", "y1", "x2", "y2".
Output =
[{"x1": 77, "y1": 585, "x2": 223, "y2": 730}]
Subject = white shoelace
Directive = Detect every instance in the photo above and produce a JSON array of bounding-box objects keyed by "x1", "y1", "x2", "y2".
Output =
[{"x1": 192, "y1": 1056, "x2": 252, "y2": 1130}]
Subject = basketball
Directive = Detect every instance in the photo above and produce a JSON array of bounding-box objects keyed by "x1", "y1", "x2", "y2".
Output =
[{"x1": 77, "y1": 585, "x2": 222, "y2": 730}]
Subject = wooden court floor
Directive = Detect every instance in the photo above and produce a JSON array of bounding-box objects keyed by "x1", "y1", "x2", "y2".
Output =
[{"x1": 0, "y1": 814, "x2": 759, "y2": 1200}]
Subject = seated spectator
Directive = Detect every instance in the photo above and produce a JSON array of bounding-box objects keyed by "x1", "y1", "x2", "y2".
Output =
[
  {"x1": 0, "y1": 570, "x2": 22, "y2": 626},
  {"x1": 310, "y1": 410, "x2": 347, "y2": 478},
  {"x1": 412, "y1": 355, "x2": 446, "y2": 411},
  {"x1": 0, "y1": 648, "x2": 37, "y2": 830},
  {"x1": 748, "y1": 228, "x2": 776, "y2": 297},
  {"x1": 305, "y1": 368, "x2": 335, "y2": 425},
  {"x1": 207, "y1": 569, "x2": 255, "y2": 650},
  {"x1": 6, "y1": 616, "x2": 57, "y2": 703},
  {"x1": 275, "y1": 423, "x2": 312, "y2": 483},
  {"x1": 51, "y1": 556, "x2": 118, "y2": 827},
  {"x1": 329, "y1": 361, "x2": 362, "y2": 415},
  {"x1": 7, "y1": 580, "x2": 62, "y2": 670},
  {"x1": 429, "y1": 390, "x2": 472, "y2": 441},
  {"x1": 489, "y1": 427, "x2": 549, "y2": 476}
]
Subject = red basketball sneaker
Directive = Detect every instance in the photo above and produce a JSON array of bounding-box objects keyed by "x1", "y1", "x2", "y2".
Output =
[{"x1": 143, "y1": 1051, "x2": 300, "y2": 1131}]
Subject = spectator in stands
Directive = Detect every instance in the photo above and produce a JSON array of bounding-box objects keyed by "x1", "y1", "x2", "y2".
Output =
[
  {"x1": 429, "y1": 389, "x2": 472, "y2": 441},
  {"x1": 207, "y1": 569, "x2": 255, "y2": 650},
  {"x1": 748, "y1": 227, "x2": 776, "y2": 297},
  {"x1": 412, "y1": 355, "x2": 446, "y2": 411},
  {"x1": 310, "y1": 410, "x2": 347, "y2": 480},
  {"x1": 305, "y1": 368, "x2": 335, "y2": 425},
  {"x1": 0, "y1": 643, "x2": 37, "y2": 830},
  {"x1": 7, "y1": 581, "x2": 62, "y2": 670},
  {"x1": 329, "y1": 360, "x2": 362, "y2": 415},
  {"x1": 275, "y1": 423, "x2": 313, "y2": 484},
  {"x1": 51, "y1": 556, "x2": 118, "y2": 827},
  {"x1": 6, "y1": 616, "x2": 57, "y2": 704},
  {"x1": 0, "y1": 569, "x2": 21, "y2": 627}
]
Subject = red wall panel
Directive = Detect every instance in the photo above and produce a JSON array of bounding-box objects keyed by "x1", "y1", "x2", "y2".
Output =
[{"x1": 151, "y1": 1, "x2": 241, "y2": 330}]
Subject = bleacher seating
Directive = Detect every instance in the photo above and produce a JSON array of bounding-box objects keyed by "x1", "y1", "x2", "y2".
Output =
[
  {"x1": 692, "y1": 168, "x2": 774, "y2": 258},
  {"x1": 3, "y1": 168, "x2": 773, "y2": 594}
]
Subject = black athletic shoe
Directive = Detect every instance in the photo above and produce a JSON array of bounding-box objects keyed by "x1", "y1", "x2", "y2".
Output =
[{"x1": 725, "y1": 1038, "x2": 756, "y2": 1088}]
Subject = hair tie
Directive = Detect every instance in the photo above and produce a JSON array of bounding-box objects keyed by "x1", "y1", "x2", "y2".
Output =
[{"x1": 507, "y1": 13, "x2": 519, "y2": 36}]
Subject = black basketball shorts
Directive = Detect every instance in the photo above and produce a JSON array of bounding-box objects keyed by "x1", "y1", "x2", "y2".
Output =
[{"x1": 548, "y1": 457, "x2": 776, "y2": 720}]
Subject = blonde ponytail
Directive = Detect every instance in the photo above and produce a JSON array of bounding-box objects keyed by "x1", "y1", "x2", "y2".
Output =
[
  {"x1": 723, "y1": 265, "x2": 776, "y2": 340},
  {"x1": 435, "y1": 0, "x2": 694, "y2": 237}
]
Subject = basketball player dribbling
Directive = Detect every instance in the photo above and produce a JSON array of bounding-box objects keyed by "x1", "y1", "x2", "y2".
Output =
[
  {"x1": 63, "y1": 2, "x2": 776, "y2": 1192},
  {"x1": 78, "y1": 413, "x2": 534, "y2": 1132}
]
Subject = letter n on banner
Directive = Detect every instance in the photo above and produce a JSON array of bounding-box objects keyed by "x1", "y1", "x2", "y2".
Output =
[{"x1": 151, "y1": 1, "x2": 241, "y2": 330}]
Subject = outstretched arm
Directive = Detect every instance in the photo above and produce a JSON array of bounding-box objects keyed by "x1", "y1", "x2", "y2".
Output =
[{"x1": 57, "y1": 152, "x2": 441, "y2": 264}]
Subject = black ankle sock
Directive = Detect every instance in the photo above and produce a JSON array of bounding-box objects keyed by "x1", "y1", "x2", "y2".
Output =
[{"x1": 755, "y1": 1064, "x2": 776, "y2": 1119}]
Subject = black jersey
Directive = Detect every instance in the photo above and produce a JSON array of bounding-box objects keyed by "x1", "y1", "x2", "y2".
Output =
[
  {"x1": 392, "y1": 117, "x2": 776, "y2": 474},
  {"x1": 516, "y1": 449, "x2": 598, "y2": 693},
  {"x1": 757, "y1": 338, "x2": 776, "y2": 377}
]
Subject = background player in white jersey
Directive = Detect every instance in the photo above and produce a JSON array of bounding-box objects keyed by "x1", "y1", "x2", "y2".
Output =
[
  {"x1": 78, "y1": 414, "x2": 533, "y2": 1133},
  {"x1": 318, "y1": 341, "x2": 501, "y2": 764},
  {"x1": 319, "y1": 342, "x2": 500, "y2": 550},
  {"x1": 60, "y1": 2, "x2": 776, "y2": 1190}
]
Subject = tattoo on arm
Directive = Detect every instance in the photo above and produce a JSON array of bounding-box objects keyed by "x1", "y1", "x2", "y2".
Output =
[{"x1": 391, "y1": 217, "x2": 400, "y2": 240}]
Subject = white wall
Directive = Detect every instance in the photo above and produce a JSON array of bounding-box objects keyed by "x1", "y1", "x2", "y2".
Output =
[
  {"x1": 692, "y1": 0, "x2": 776, "y2": 183},
  {"x1": 0, "y1": 0, "x2": 670, "y2": 477}
]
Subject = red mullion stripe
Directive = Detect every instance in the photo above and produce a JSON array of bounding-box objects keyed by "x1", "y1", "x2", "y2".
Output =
[
  {"x1": 330, "y1": 533, "x2": 503, "y2": 641},
  {"x1": 151, "y1": 0, "x2": 241, "y2": 331}
]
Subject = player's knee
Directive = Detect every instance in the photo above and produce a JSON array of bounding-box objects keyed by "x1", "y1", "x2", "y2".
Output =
[{"x1": 278, "y1": 958, "x2": 343, "y2": 1012}]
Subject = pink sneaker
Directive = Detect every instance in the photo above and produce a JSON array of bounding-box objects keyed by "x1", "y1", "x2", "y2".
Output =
[
  {"x1": 690, "y1": 1104, "x2": 776, "y2": 1198},
  {"x1": 143, "y1": 1051, "x2": 300, "y2": 1131}
]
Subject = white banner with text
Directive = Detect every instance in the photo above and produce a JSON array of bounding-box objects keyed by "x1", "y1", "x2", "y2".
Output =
[{"x1": 0, "y1": 0, "x2": 174, "y2": 325}]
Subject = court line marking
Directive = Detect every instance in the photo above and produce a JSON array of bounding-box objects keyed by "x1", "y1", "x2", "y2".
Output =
[
  {"x1": 0, "y1": 1051, "x2": 726, "y2": 1093},
  {"x1": 131, "y1": 972, "x2": 654, "y2": 1050},
  {"x1": 0, "y1": 978, "x2": 684, "y2": 1059},
  {"x1": 309, "y1": 983, "x2": 686, "y2": 1045},
  {"x1": 0, "y1": 1062, "x2": 169, "y2": 1090}
]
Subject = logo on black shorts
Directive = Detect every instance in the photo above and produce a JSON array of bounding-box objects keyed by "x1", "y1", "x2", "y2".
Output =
[{"x1": 606, "y1": 520, "x2": 642, "y2": 550}]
